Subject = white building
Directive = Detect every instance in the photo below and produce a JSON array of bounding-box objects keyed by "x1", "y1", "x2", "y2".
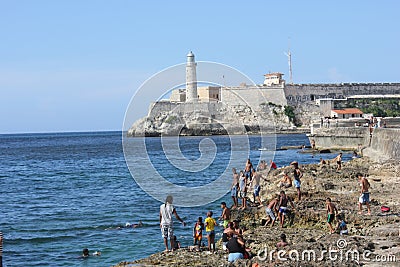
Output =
[{"x1": 185, "y1": 51, "x2": 198, "y2": 102}]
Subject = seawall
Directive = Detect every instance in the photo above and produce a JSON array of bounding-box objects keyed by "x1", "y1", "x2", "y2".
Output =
[
  {"x1": 363, "y1": 128, "x2": 400, "y2": 161},
  {"x1": 309, "y1": 127, "x2": 370, "y2": 150},
  {"x1": 309, "y1": 126, "x2": 400, "y2": 161}
]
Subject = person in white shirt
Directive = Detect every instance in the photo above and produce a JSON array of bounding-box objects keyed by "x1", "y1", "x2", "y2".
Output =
[{"x1": 159, "y1": 195, "x2": 186, "y2": 252}]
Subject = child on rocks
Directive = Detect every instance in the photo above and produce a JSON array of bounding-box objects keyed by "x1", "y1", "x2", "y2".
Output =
[
  {"x1": 205, "y1": 211, "x2": 217, "y2": 252},
  {"x1": 193, "y1": 217, "x2": 204, "y2": 250}
]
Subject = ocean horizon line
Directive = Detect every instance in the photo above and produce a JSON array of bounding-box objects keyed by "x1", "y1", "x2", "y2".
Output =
[{"x1": 0, "y1": 129, "x2": 123, "y2": 136}]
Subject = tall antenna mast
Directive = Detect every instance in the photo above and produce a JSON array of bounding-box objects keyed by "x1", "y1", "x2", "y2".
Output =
[{"x1": 284, "y1": 38, "x2": 293, "y2": 84}]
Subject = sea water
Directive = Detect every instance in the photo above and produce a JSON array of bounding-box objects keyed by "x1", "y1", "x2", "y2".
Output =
[{"x1": 0, "y1": 132, "x2": 351, "y2": 267}]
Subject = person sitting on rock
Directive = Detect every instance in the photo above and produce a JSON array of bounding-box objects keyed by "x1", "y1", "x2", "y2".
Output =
[
  {"x1": 319, "y1": 158, "x2": 327, "y2": 165},
  {"x1": 277, "y1": 172, "x2": 292, "y2": 188},
  {"x1": 222, "y1": 222, "x2": 235, "y2": 251},
  {"x1": 258, "y1": 160, "x2": 267, "y2": 170},
  {"x1": 226, "y1": 234, "x2": 246, "y2": 262},
  {"x1": 277, "y1": 191, "x2": 295, "y2": 228},
  {"x1": 336, "y1": 214, "x2": 348, "y2": 235},
  {"x1": 233, "y1": 220, "x2": 243, "y2": 236},
  {"x1": 172, "y1": 235, "x2": 181, "y2": 250},
  {"x1": 276, "y1": 233, "x2": 289, "y2": 248}
]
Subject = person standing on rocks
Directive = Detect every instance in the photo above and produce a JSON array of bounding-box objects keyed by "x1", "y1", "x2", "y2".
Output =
[
  {"x1": 251, "y1": 171, "x2": 262, "y2": 206},
  {"x1": 264, "y1": 194, "x2": 280, "y2": 227},
  {"x1": 358, "y1": 173, "x2": 371, "y2": 215},
  {"x1": 159, "y1": 195, "x2": 186, "y2": 252},
  {"x1": 231, "y1": 168, "x2": 239, "y2": 209},
  {"x1": 193, "y1": 217, "x2": 204, "y2": 250},
  {"x1": 238, "y1": 170, "x2": 247, "y2": 210},
  {"x1": 269, "y1": 159, "x2": 277, "y2": 170},
  {"x1": 219, "y1": 202, "x2": 231, "y2": 228},
  {"x1": 291, "y1": 161, "x2": 303, "y2": 201},
  {"x1": 334, "y1": 153, "x2": 342, "y2": 171},
  {"x1": 326, "y1": 197, "x2": 338, "y2": 234},
  {"x1": 244, "y1": 159, "x2": 254, "y2": 182},
  {"x1": 205, "y1": 211, "x2": 217, "y2": 253},
  {"x1": 277, "y1": 191, "x2": 295, "y2": 228},
  {"x1": 311, "y1": 139, "x2": 316, "y2": 150}
]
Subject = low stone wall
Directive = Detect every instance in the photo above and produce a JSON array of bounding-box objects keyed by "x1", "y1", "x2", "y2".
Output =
[
  {"x1": 363, "y1": 128, "x2": 400, "y2": 161},
  {"x1": 309, "y1": 127, "x2": 370, "y2": 150}
]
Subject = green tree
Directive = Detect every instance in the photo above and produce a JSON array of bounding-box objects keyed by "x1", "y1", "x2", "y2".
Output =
[{"x1": 284, "y1": 105, "x2": 296, "y2": 123}]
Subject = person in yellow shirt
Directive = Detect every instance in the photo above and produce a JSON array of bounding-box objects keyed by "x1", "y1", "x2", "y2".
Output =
[{"x1": 204, "y1": 211, "x2": 217, "y2": 252}]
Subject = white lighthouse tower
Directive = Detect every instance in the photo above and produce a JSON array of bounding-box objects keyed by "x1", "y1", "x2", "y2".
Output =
[{"x1": 185, "y1": 51, "x2": 198, "y2": 102}]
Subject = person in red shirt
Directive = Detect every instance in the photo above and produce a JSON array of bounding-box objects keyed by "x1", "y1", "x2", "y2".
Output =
[{"x1": 270, "y1": 160, "x2": 277, "y2": 170}]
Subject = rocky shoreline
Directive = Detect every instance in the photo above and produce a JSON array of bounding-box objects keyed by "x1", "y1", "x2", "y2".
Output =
[{"x1": 114, "y1": 157, "x2": 400, "y2": 267}]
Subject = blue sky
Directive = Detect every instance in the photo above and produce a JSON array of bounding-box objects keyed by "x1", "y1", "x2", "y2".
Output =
[{"x1": 1, "y1": 0, "x2": 399, "y2": 133}]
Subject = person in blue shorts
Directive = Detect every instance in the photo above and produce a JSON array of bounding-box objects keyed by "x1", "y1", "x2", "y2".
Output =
[
  {"x1": 231, "y1": 168, "x2": 239, "y2": 208},
  {"x1": 277, "y1": 191, "x2": 295, "y2": 228},
  {"x1": 291, "y1": 161, "x2": 303, "y2": 201}
]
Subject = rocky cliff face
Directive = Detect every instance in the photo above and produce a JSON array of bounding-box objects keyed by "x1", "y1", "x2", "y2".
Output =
[{"x1": 127, "y1": 102, "x2": 294, "y2": 137}]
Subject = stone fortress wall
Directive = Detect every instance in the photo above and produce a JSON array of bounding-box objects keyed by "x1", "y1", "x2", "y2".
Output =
[
  {"x1": 284, "y1": 83, "x2": 400, "y2": 104},
  {"x1": 221, "y1": 86, "x2": 287, "y2": 107},
  {"x1": 149, "y1": 82, "x2": 400, "y2": 126}
]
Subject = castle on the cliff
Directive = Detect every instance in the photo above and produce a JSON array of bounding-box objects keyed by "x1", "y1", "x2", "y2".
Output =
[{"x1": 128, "y1": 52, "x2": 400, "y2": 136}]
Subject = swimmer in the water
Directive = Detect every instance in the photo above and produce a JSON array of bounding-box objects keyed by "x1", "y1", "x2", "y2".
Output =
[{"x1": 105, "y1": 220, "x2": 143, "y2": 230}]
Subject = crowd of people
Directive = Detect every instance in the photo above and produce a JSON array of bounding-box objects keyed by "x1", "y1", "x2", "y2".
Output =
[{"x1": 159, "y1": 155, "x2": 372, "y2": 264}]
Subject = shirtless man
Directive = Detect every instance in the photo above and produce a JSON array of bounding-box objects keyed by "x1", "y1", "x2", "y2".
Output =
[
  {"x1": 311, "y1": 139, "x2": 316, "y2": 150},
  {"x1": 276, "y1": 233, "x2": 289, "y2": 248},
  {"x1": 277, "y1": 191, "x2": 295, "y2": 228},
  {"x1": 264, "y1": 194, "x2": 280, "y2": 227},
  {"x1": 251, "y1": 171, "x2": 262, "y2": 206},
  {"x1": 277, "y1": 172, "x2": 292, "y2": 188},
  {"x1": 219, "y1": 202, "x2": 231, "y2": 228},
  {"x1": 233, "y1": 220, "x2": 243, "y2": 236},
  {"x1": 231, "y1": 168, "x2": 239, "y2": 208},
  {"x1": 291, "y1": 162, "x2": 303, "y2": 201},
  {"x1": 358, "y1": 173, "x2": 371, "y2": 215},
  {"x1": 326, "y1": 197, "x2": 338, "y2": 234},
  {"x1": 244, "y1": 159, "x2": 254, "y2": 181},
  {"x1": 334, "y1": 153, "x2": 342, "y2": 171}
]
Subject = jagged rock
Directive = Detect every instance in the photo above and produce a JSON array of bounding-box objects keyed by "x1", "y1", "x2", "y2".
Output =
[{"x1": 114, "y1": 157, "x2": 400, "y2": 267}]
